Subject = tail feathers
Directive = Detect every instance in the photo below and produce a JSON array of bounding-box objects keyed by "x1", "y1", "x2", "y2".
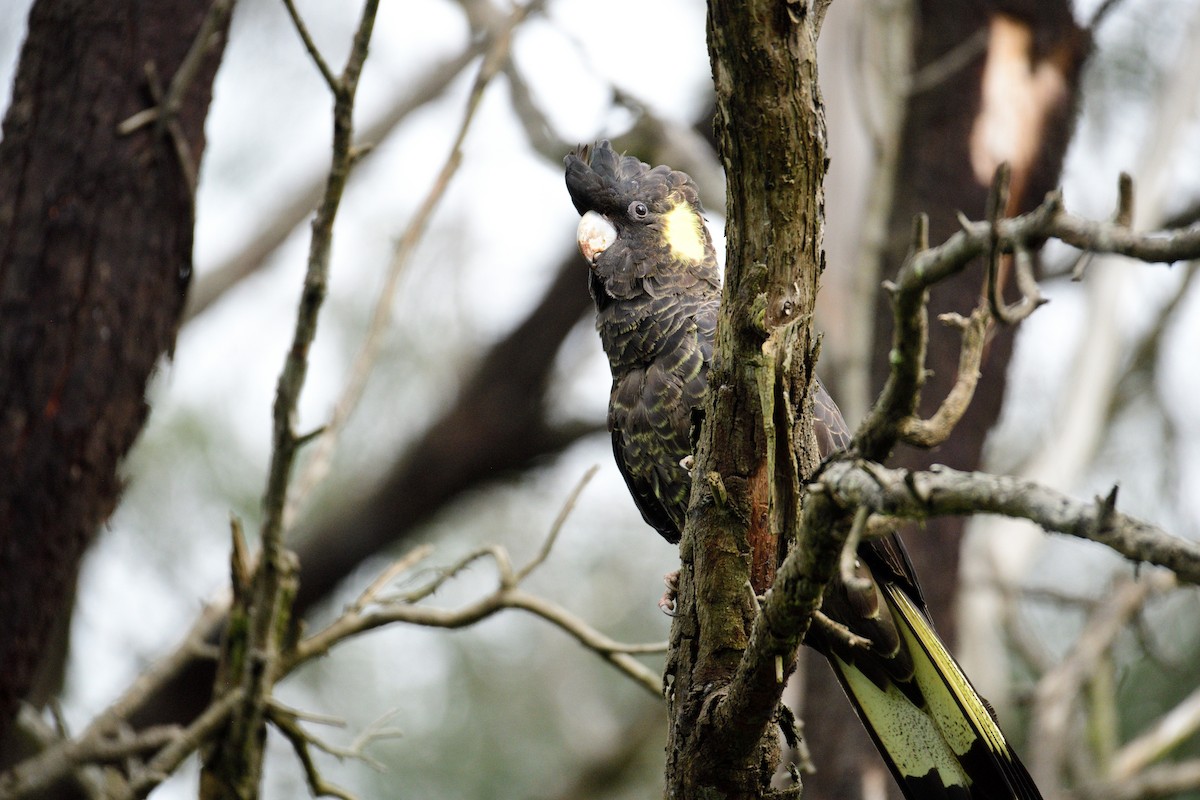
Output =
[{"x1": 827, "y1": 586, "x2": 1042, "y2": 800}]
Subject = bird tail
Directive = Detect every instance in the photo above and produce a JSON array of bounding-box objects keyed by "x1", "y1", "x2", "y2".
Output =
[{"x1": 825, "y1": 585, "x2": 1042, "y2": 800}]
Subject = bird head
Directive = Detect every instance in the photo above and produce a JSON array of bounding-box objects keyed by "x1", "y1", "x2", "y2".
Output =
[{"x1": 564, "y1": 140, "x2": 717, "y2": 305}]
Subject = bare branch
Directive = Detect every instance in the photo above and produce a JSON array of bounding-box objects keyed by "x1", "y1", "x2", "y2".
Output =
[
  {"x1": 280, "y1": 0, "x2": 340, "y2": 92},
  {"x1": 116, "y1": 0, "x2": 236, "y2": 138},
  {"x1": 1028, "y1": 572, "x2": 1174, "y2": 794},
  {"x1": 855, "y1": 185, "x2": 1200, "y2": 461},
  {"x1": 351, "y1": 545, "x2": 435, "y2": 612},
  {"x1": 838, "y1": 506, "x2": 872, "y2": 592},
  {"x1": 1110, "y1": 260, "x2": 1200, "y2": 418},
  {"x1": 269, "y1": 705, "x2": 361, "y2": 800},
  {"x1": 815, "y1": 459, "x2": 1200, "y2": 583},
  {"x1": 908, "y1": 27, "x2": 988, "y2": 95},
  {"x1": 120, "y1": 689, "x2": 245, "y2": 800},
  {"x1": 898, "y1": 305, "x2": 989, "y2": 446},
  {"x1": 292, "y1": 573, "x2": 665, "y2": 698},
  {"x1": 516, "y1": 465, "x2": 600, "y2": 583},
  {"x1": 502, "y1": 56, "x2": 563, "y2": 160},
  {"x1": 811, "y1": 611, "x2": 871, "y2": 651},
  {"x1": 1110, "y1": 684, "x2": 1200, "y2": 781},
  {"x1": 0, "y1": 598, "x2": 229, "y2": 799},
  {"x1": 286, "y1": 471, "x2": 662, "y2": 697},
  {"x1": 183, "y1": 40, "x2": 487, "y2": 321},
  {"x1": 0, "y1": 474, "x2": 641, "y2": 795},
  {"x1": 285, "y1": 0, "x2": 541, "y2": 524},
  {"x1": 1074, "y1": 759, "x2": 1200, "y2": 800},
  {"x1": 202, "y1": 3, "x2": 382, "y2": 795},
  {"x1": 985, "y1": 163, "x2": 1020, "y2": 324}
]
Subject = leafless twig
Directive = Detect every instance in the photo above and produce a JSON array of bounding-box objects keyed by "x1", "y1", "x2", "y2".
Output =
[
  {"x1": 817, "y1": 460, "x2": 1200, "y2": 583},
  {"x1": 291, "y1": 474, "x2": 666, "y2": 697},
  {"x1": 0, "y1": 600, "x2": 228, "y2": 799},
  {"x1": 0, "y1": 470, "x2": 639, "y2": 796},
  {"x1": 121, "y1": 689, "x2": 246, "y2": 800},
  {"x1": 114, "y1": 0, "x2": 236, "y2": 194},
  {"x1": 1110, "y1": 683, "x2": 1200, "y2": 781},
  {"x1": 200, "y1": 2, "x2": 382, "y2": 795},
  {"x1": 280, "y1": 0, "x2": 338, "y2": 91},
  {"x1": 855, "y1": 174, "x2": 1200, "y2": 462},
  {"x1": 267, "y1": 700, "x2": 402, "y2": 800},
  {"x1": 285, "y1": 0, "x2": 542, "y2": 525},
  {"x1": 897, "y1": 304, "x2": 989, "y2": 446},
  {"x1": 1028, "y1": 572, "x2": 1175, "y2": 795}
]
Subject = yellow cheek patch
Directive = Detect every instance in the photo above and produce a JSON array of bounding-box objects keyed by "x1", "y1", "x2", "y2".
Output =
[{"x1": 662, "y1": 202, "x2": 708, "y2": 263}]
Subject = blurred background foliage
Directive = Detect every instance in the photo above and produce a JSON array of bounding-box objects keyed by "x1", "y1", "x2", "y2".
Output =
[{"x1": 2, "y1": 0, "x2": 1199, "y2": 797}]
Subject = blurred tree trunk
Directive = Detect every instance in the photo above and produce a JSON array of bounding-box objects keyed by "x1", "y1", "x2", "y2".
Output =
[
  {"x1": 799, "y1": 1, "x2": 1089, "y2": 797},
  {"x1": 0, "y1": 0, "x2": 229, "y2": 755}
]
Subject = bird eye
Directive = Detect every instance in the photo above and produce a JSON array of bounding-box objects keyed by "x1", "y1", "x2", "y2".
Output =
[{"x1": 628, "y1": 201, "x2": 649, "y2": 220}]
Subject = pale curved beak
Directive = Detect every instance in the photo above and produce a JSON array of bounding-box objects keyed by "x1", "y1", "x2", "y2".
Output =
[{"x1": 576, "y1": 210, "x2": 616, "y2": 265}]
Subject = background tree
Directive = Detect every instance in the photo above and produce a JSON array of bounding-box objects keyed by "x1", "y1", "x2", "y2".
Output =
[
  {"x1": 0, "y1": 0, "x2": 231, "y2": 754},
  {"x1": 803, "y1": 2, "x2": 1091, "y2": 794}
]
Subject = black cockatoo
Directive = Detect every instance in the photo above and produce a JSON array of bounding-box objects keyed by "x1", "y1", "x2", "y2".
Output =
[{"x1": 564, "y1": 140, "x2": 1042, "y2": 800}]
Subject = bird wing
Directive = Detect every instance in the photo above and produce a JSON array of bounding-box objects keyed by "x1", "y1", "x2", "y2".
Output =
[{"x1": 608, "y1": 297, "x2": 714, "y2": 545}]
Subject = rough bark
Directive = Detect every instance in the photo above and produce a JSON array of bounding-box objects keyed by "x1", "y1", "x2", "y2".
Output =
[
  {"x1": 0, "y1": 0, "x2": 228, "y2": 749},
  {"x1": 800, "y1": 2, "x2": 1089, "y2": 797},
  {"x1": 662, "y1": 2, "x2": 828, "y2": 796}
]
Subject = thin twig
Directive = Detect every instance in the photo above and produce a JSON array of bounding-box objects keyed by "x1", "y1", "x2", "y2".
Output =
[
  {"x1": 0, "y1": 598, "x2": 229, "y2": 798},
  {"x1": 1110, "y1": 683, "x2": 1200, "y2": 781},
  {"x1": 908, "y1": 26, "x2": 988, "y2": 96},
  {"x1": 1109, "y1": 259, "x2": 1200, "y2": 418},
  {"x1": 280, "y1": 0, "x2": 339, "y2": 92},
  {"x1": 142, "y1": 62, "x2": 199, "y2": 195},
  {"x1": 898, "y1": 305, "x2": 989, "y2": 446},
  {"x1": 812, "y1": 611, "x2": 871, "y2": 650},
  {"x1": 352, "y1": 545, "x2": 435, "y2": 611},
  {"x1": 119, "y1": 689, "x2": 246, "y2": 800},
  {"x1": 986, "y1": 163, "x2": 1043, "y2": 325},
  {"x1": 115, "y1": 0, "x2": 235, "y2": 196},
  {"x1": 517, "y1": 465, "x2": 600, "y2": 583},
  {"x1": 291, "y1": 557, "x2": 667, "y2": 698},
  {"x1": 269, "y1": 709, "x2": 356, "y2": 800},
  {"x1": 854, "y1": 178, "x2": 1200, "y2": 462},
  {"x1": 1087, "y1": 0, "x2": 1129, "y2": 34},
  {"x1": 284, "y1": 0, "x2": 539, "y2": 524},
  {"x1": 1027, "y1": 573, "x2": 1169, "y2": 793},
  {"x1": 203, "y1": 2, "x2": 382, "y2": 796},
  {"x1": 116, "y1": 0, "x2": 235, "y2": 136},
  {"x1": 183, "y1": 39, "x2": 489, "y2": 321}
]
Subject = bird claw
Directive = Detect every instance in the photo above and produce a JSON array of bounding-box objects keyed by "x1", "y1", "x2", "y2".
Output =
[{"x1": 658, "y1": 570, "x2": 680, "y2": 616}]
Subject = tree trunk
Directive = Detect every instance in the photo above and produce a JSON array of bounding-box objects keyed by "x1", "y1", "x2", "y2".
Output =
[
  {"x1": 0, "y1": 0, "x2": 229, "y2": 750},
  {"x1": 663, "y1": 2, "x2": 828, "y2": 796}
]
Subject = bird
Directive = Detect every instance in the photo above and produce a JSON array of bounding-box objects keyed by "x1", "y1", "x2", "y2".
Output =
[{"x1": 564, "y1": 140, "x2": 1043, "y2": 800}]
